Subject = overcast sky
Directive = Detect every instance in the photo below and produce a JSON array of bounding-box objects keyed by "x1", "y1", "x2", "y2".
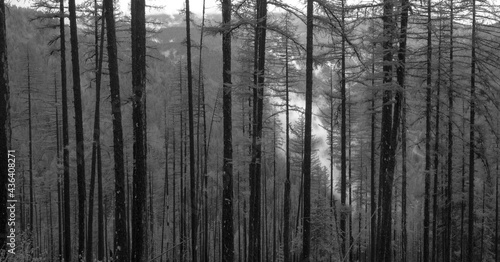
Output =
[
  {"x1": 136, "y1": 0, "x2": 304, "y2": 15},
  {"x1": 10, "y1": 0, "x2": 305, "y2": 16}
]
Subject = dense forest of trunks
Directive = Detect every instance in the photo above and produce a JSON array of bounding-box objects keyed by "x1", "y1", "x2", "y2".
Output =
[{"x1": 1, "y1": 0, "x2": 500, "y2": 261}]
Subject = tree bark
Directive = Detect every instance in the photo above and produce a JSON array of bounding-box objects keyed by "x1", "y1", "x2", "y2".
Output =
[
  {"x1": 222, "y1": 0, "x2": 234, "y2": 260},
  {"x1": 445, "y1": 1, "x2": 454, "y2": 261},
  {"x1": 301, "y1": 0, "x2": 313, "y2": 259},
  {"x1": 283, "y1": 28, "x2": 291, "y2": 262},
  {"x1": 376, "y1": 0, "x2": 399, "y2": 259},
  {"x1": 423, "y1": 0, "x2": 432, "y2": 259},
  {"x1": 131, "y1": 0, "x2": 147, "y2": 259},
  {"x1": 249, "y1": 0, "x2": 267, "y2": 261},
  {"x1": 68, "y1": 0, "x2": 86, "y2": 257},
  {"x1": 468, "y1": 0, "x2": 476, "y2": 260},
  {"x1": 183, "y1": 1, "x2": 198, "y2": 260},
  {"x1": 397, "y1": 0, "x2": 409, "y2": 259},
  {"x1": 103, "y1": 0, "x2": 129, "y2": 259},
  {"x1": 58, "y1": 0, "x2": 72, "y2": 259},
  {"x1": 86, "y1": 4, "x2": 105, "y2": 261}
]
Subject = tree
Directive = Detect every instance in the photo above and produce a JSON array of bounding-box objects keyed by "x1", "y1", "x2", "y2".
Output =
[
  {"x1": 103, "y1": 0, "x2": 128, "y2": 259},
  {"x1": 423, "y1": 0, "x2": 433, "y2": 260},
  {"x1": 249, "y1": 0, "x2": 267, "y2": 261},
  {"x1": 283, "y1": 18, "x2": 291, "y2": 262},
  {"x1": 444, "y1": 1, "x2": 454, "y2": 261},
  {"x1": 340, "y1": 0, "x2": 348, "y2": 257},
  {"x1": 376, "y1": 0, "x2": 401, "y2": 259},
  {"x1": 131, "y1": 0, "x2": 147, "y2": 259},
  {"x1": 58, "y1": 0, "x2": 72, "y2": 260},
  {"x1": 221, "y1": 0, "x2": 235, "y2": 260},
  {"x1": 468, "y1": 0, "x2": 477, "y2": 259},
  {"x1": 86, "y1": 2, "x2": 105, "y2": 261},
  {"x1": 302, "y1": 0, "x2": 313, "y2": 260},
  {"x1": 68, "y1": 0, "x2": 86, "y2": 258},
  {"x1": 183, "y1": 0, "x2": 198, "y2": 260},
  {"x1": 397, "y1": 0, "x2": 410, "y2": 259}
]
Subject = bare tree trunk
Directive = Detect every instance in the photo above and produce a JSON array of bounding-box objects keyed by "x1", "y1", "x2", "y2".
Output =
[
  {"x1": 495, "y1": 134, "x2": 498, "y2": 261},
  {"x1": 103, "y1": 0, "x2": 128, "y2": 259},
  {"x1": 283, "y1": 29, "x2": 291, "y2": 262},
  {"x1": 68, "y1": 0, "x2": 86, "y2": 257},
  {"x1": 468, "y1": 0, "x2": 477, "y2": 259},
  {"x1": 28, "y1": 51, "x2": 33, "y2": 240},
  {"x1": 161, "y1": 108, "x2": 169, "y2": 262},
  {"x1": 97, "y1": 146, "x2": 104, "y2": 261},
  {"x1": 173, "y1": 114, "x2": 178, "y2": 261},
  {"x1": 445, "y1": 1, "x2": 454, "y2": 261},
  {"x1": 301, "y1": 0, "x2": 313, "y2": 259},
  {"x1": 54, "y1": 74, "x2": 63, "y2": 262},
  {"x1": 183, "y1": 1, "x2": 198, "y2": 260},
  {"x1": 273, "y1": 118, "x2": 277, "y2": 262},
  {"x1": 397, "y1": 0, "x2": 409, "y2": 258},
  {"x1": 131, "y1": 0, "x2": 147, "y2": 259},
  {"x1": 423, "y1": 0, "x2": 432, "y2": 259},
  {"x1": 249, "y1": 0, "x2": 267, "y2": 260},
  {"x1": 222, "y1": 0, "x2": 234, "y2": 260},
  {"x1": 59, "y1": 0, "x2": 71, "y2": 259},
  {"x1": 87, "y1": 4, "x2": 105, "y2": 261},
  {"x1": 370, "y1": 54, "x2": 376, "y2": 262},
  {"x1": 376, "y1": 0, "x2": 397, "y2": 258},
  {"x1": 340, "y1": 0, "x2": 347, "y2": 256}
]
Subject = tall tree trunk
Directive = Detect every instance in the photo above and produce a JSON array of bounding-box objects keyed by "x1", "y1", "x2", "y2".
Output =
[
  {"x1": 54, "y1": 74, "x2": 63, "y2": 262},
  {"x1": 468, "y1": 0, "x2": 476, "y2": 259},
  {"x1": 433, "y1": 22, "x2": 444, "y2": 262},
  {"x1": 28, "y1": 51, "x2": 33, "y2": 240},
  {"x1": 222, "y1": 0, "x2": 234, "y2": 260},
  {"x1": 397, "y1": 0, "x2": 409, "y2": 258},
  {"x1": 272, "y1": 118, "x2": 277, "y2": 262},
  {"x1": 97, "y1": 146, "x2": 104, "y2": 261},
  {"x1": 301, "y1": 0, "x2": 313, "y2": 259},
  {"x1": 283, "y1": 28, "x2": 291, "y2": 262},
  {"x1": 495, "y1": 134, "x2": 498, "y2": 262},
  {"x1": 202, "y1": 76, "x2": 209, "y2": 262},
  {"x1": 340, "y1": 0, "x2": 347, "y2": 256},
  {"x1": 445, "y1": 1, "x2": 454, "y2": 261},
  {"x1": 249, "y1": 0, "x2": 267, "y2": 260},
  {"x1": 183, "y1": 1, "x2": 198, "y2": 260},
  {"x1": 87, "y1": 4, "x2": 106, "y2": 261},
  {"x1": 423, "y1": 0, "x2": 432, "y2": 259},
  {"x1": 173, "y1": 114, "x2": 178, "y2": 261},
  {"x1": 131, "y1": 0, "x2": 147, "y2": 259},
  {"x1": 103, "y1": 0, "x2": 129, "y2": 259},
  {"x1": 195, "y1": 0, "x2": 207, "y2": 259},
  {"x1": 370, "y1": 51, "x2": 376, "y2": 262},
  {"x1": 59, "y1": 0, "x2": 71, "y2": 259},
  {"x1": 68, "y1": 0, "x2": 86, "y2": 257},
  {"x1": 432, "y1": 46, "x2": 441, "y2": 262},
  {"x1": 377, "y1": 0, "x2": 400, "y2": 258},
  {"x1": 161, "y1": 108, "x2": 169, "y2": 262},
  {"x1": 0, "y1": 0, "x2": 9, "y2": 256}
]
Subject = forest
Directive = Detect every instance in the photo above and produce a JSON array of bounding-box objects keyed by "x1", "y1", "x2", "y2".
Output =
[{"x1": 0, "y1": 0, "x2": 500, "y2": 261}]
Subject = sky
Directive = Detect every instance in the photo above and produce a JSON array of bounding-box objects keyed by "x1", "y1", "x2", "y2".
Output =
[
  {"x1": 129, "y1": 0, "x2": 306, "y2": 16},
  {"x1": 11, "y1": 0, "x2": 305, "y2": 15}
]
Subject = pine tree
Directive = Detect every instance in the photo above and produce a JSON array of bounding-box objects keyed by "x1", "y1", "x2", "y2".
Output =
[
  {"x1": 222, "y1": 0, "x2": 235, "y2": 260},
  {"x1": 131, "y1": 0, "x2": 147, "y2": 259},
  {"x1": 302, "y1": 0, "x2": 313, "y2": 259},
  {"x1": 103, "y1": 0, "x2": 128, "y2": 259}
]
